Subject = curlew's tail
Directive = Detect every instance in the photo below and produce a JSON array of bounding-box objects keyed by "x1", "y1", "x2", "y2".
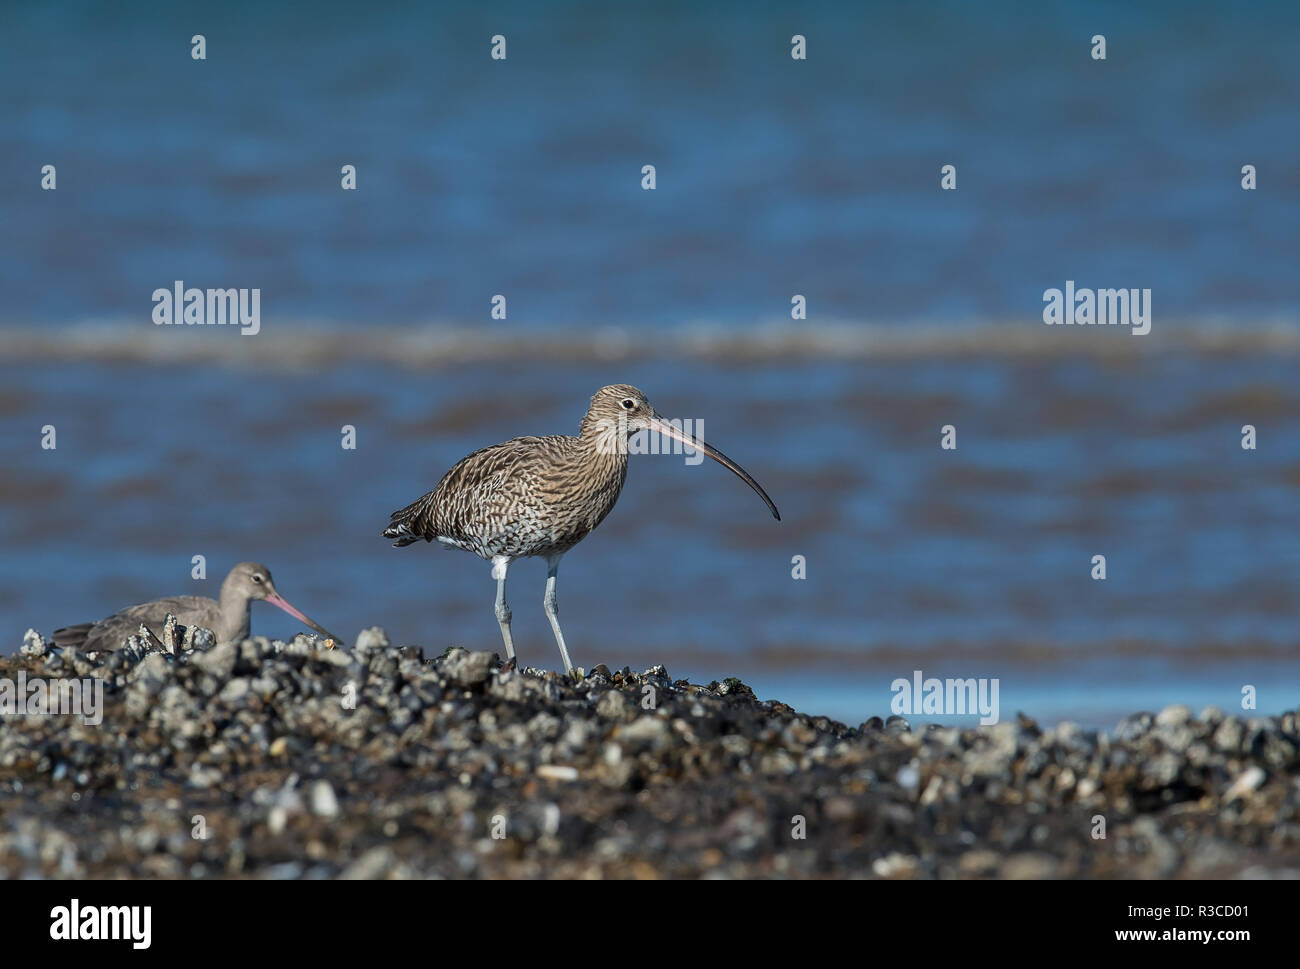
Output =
[{"x1": 383, "y1": 498, "x2": 430, "y2": 547}]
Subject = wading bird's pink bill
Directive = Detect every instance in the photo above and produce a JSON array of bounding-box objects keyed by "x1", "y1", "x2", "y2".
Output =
[{"x1": 266, "y1": 593, "x2": 342, "y2": 648}]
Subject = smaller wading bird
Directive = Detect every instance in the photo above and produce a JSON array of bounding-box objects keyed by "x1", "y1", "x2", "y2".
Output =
[
  {"x1": 384, "y1": 384, "x2": 780, "y2": 676},
  {"x1": 52, "y1": 562, "x2": 340, "y2": 653}
]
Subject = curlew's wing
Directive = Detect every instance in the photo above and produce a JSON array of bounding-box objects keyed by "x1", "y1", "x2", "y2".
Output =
[{"x1": 383, "y1": 436, "x2": 564, "y2": 548}]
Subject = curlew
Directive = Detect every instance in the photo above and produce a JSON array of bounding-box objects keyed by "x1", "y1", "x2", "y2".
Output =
[
  {"x1": 52, "y1": 562, "x2": 340, "y2": 653},
  {"x1": 383, "y1": 384, "x2": 780, "y2": 675}
]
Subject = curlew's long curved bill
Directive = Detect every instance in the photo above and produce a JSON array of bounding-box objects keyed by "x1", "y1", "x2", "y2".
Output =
[
  {"x1": 266, "y1": 592, "x2": 344, "y2": 646},
  {"x1": 648, "y1": 414, "x2": 781, "y2": 521}
]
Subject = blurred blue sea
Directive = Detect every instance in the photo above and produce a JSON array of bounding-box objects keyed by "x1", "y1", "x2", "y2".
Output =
[{"x1": 1, "y1": 0, "x2": 1298, "y2": 727}]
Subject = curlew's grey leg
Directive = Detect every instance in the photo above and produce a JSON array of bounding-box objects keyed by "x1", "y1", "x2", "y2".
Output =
[
  {"x1": 492, "y1": 555, "x2": 515, "y2": 662},
  {"x1": 542, "y1": 553, "x2": 576, "y2": 676}
]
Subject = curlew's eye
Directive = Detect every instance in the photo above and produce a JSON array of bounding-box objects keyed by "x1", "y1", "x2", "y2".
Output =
[
  {"x1": 621, "y1": 398, "x2": 636, "y2": 410},
  {"x1": 252, "y1": 574, "x2": 264, "y2": 584}
]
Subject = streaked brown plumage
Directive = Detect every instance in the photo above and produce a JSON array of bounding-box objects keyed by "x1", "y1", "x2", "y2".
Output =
[
  {"x1": 384, "y1": 384, "x2": 780, "y2": 675},
  {"x1": 51, "y1": 562, "x2": 340, "y2": 653}
]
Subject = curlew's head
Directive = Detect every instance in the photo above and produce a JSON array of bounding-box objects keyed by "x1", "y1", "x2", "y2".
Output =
[
  {"x1": 582, "y1": 384, "x2": 781, "y2": 521},
  {"x1": 223, "y1": 562, "x2": 343, "y2": 643},
  {"x1": 585, "y1": 384, "x2": 655, "y2": 429}
]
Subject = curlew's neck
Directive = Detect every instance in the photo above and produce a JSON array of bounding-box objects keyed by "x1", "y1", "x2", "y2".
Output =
[
  {"x1": 579, "y1": 410, "x2": 629, "y2": 455},
  {"x1": 577, "y1": 410, "x2": 631, "y2": 482}
]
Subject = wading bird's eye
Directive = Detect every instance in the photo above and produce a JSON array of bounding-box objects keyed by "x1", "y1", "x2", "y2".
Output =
[
  {"x1": 252, "y1": 574, "x2": 264, "y2": 583},
  {"x1": 621, "y1": 399, "x2": 636, "y2": 410}
]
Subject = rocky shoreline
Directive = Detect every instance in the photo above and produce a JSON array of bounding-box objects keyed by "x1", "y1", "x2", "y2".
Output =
[{"x1": 1, "y1": 629, "x2": 1297, "y2": 878}]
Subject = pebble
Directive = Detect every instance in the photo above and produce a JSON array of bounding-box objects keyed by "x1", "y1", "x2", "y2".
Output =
[
  {"x1": 441, "y1": 648, "x2": 495, "y2": 687},
  {"x1": 0, "y1": 627, "x2": 1296, "y2": 878},
  {"x1": 1223, "y1": 766, "x2": 1266, "y2": 803},
  {"x1": 536, "y1": 765, "x2": 579, "y2": 782},
  {"x1": 1155, "y1": 704, "x2": 1193, "y2": 727},
  {"x1": 310, "y1": 781, "x2": 340, "y2": 818}
]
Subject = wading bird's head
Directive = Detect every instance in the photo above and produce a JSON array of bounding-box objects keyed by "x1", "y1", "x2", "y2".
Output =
[
  {"x1": 226, "y1": 562, "x2": 278, "y2": 602},
  {"x1": 224, "y1": 562, "x2": 343, "y2": 644},
  {"x1": 582, "y1": 384, "x2": 782, "y2": 521},
  {"x1": 587, "y1": 384, "x2": 655, "y2": 433}
]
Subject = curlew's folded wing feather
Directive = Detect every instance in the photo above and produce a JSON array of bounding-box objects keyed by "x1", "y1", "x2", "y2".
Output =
[{"x1": 383, "y1": 435, "x2": 579, "y2": 548}]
